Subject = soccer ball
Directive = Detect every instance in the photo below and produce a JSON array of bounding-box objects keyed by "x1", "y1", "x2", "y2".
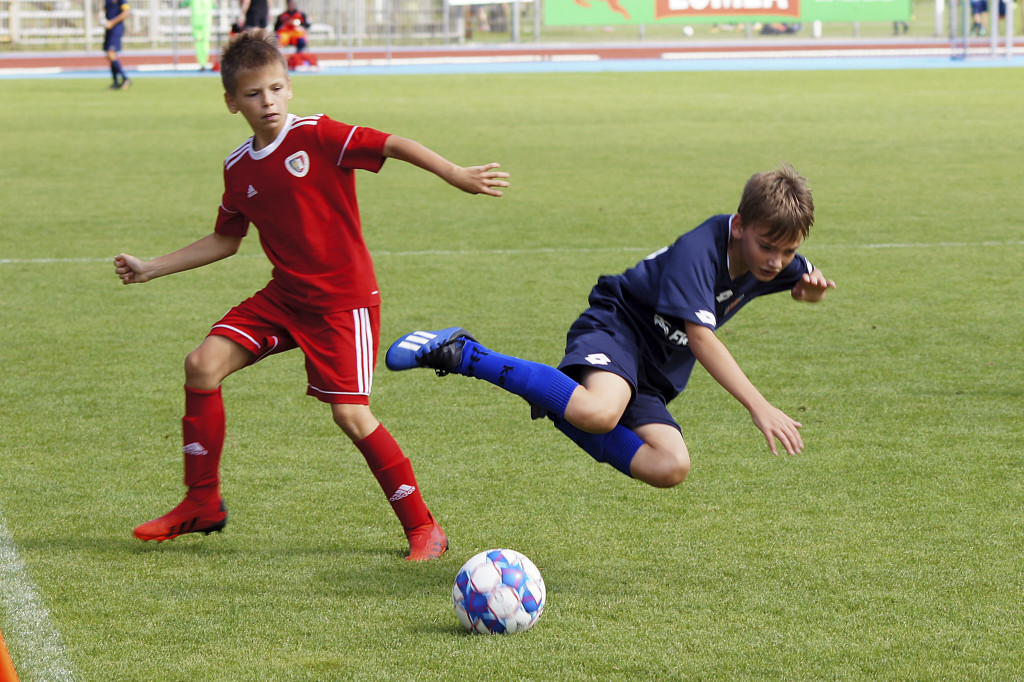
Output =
[{"x1": 452, "y1": 549, "x2": 546, "y2": 634}]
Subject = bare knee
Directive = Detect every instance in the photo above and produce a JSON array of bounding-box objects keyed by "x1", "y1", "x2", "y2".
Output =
[
  {"x1": 331, "y1": 403, "x2": 379, "y2": 442},
  {"x1": 647, "y1": 452, "x2": 690, "y2": 488},
  {"x1": 184, "y1": 338, "x2": 249, "y2": 390},
  {"x1": 633, "y1": 447, "x2": 690, "y2": 488},
  {"x1": 184, "y1": 348, "x2": 223, "y2": 390}
]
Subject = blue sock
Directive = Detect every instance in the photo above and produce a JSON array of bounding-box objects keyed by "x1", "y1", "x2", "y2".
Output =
[
  {"x1": 112, "y1": 60, "x2": 125, "y2": 83},
  {"x1": 551, "y1": 418, "x2": 641, "y2": 477},
  {"x1": 458, "y1": 341, "x2": 577, "y2": 419}
]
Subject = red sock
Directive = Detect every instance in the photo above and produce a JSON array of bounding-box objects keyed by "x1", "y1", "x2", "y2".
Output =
[
  {"x1": 182, "y1": 386, "x2": 225, "y2": 503},
  {"x1": 355, "y1": 425, "x2": 432, "y2": 532}
]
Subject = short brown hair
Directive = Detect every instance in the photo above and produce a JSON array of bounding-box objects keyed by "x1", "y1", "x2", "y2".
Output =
[
  {"x1": 736, "y1": 163, "x2": 814, "y2": 243},
  {"x1": 220, "y1": 29, "x2": 288, "y2": 95}
]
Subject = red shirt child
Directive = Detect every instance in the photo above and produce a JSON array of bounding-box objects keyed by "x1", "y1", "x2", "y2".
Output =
[
  {"x1": 216, "y1": 114, "x2": 386, "y2": 313},
  {"x1": 114, "y1": 30, "x2": 509, "y2": 559}
]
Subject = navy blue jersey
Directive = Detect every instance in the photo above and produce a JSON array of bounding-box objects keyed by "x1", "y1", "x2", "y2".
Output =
[
  {"x1": 105, "y1": 0, "x2": 128, "y2": 20},
  {"x1": 561, "y1": 214, "x2": 813, "y2": 411}
]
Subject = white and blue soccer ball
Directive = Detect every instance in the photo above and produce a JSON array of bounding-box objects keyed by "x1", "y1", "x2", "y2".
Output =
[{"x1": 452, "y1": 549, "x2": 546, "y2": 634}]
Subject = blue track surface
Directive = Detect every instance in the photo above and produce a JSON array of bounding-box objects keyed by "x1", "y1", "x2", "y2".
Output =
[{"x1": 3, "y1": 47, "x2": 1023, "y2": 79}]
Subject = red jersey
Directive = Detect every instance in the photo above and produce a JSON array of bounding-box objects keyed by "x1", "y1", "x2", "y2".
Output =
[{"x1": 215, "y1": 114, "x2": 390, "y2": 313}]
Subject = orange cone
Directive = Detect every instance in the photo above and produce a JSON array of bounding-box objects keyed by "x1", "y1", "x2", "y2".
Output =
[{"x1": 0, "y1": 628, "x2": 18, "y2": 682}]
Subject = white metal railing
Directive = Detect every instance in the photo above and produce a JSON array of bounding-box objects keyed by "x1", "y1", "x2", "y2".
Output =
[
  {"x1": 0, "y1": 0, "x2": 470, "y2": 48},
  {"x1": 948, "y1": 0, "x2": 1016, "y2": 58}
]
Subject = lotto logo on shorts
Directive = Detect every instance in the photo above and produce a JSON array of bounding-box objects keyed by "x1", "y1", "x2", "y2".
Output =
[
  {"x1": 585, "y1": 353, "x2": 611, "y2": 366},
  {"x1": 389, "y1": 484, "x2": 416, "y2": 502}
]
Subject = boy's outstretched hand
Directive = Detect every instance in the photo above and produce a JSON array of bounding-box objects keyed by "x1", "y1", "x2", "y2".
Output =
[
  {"x1": 449, "y1": 162, "x2": 510, "y2": 197},
  {"x1": 114, "y1": 253, "x2": 149, "y2": 284},
  {"x1": 749, "y1": 403, "x2": 804, "y2": 456},
  {"x1": 791, "y1": 268, "x2": 836, "y2": 302}
]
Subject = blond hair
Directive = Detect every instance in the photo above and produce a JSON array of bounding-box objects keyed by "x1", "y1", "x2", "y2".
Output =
[
  {"x1": 220, "y1": 29, "x2": 288, "y2": 95},
  {"x1": 736, "y1": 163, "x2": 814, "y2": 242}
]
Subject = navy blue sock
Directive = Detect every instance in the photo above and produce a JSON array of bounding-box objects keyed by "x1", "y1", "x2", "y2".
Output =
[
  {"x1": 112, "y1": 60, "x2": 125, "y2": 84},
  {"x1": 458, "y1": 341, "x2": 577, "y2": 419},
  {"x1": 550, "y1": 418, "x2": 641, "y2": 477}
]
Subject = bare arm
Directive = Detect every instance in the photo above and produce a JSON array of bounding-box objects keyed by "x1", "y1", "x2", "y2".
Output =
[
  {"x1": 685, "y1": 321, "x2": 804, "y2": 456},
  {"x1": 114, "y1": 232, "x2": 242, "y2": 285},
  {"x1": 382, "y1": 135, "x2": 510, "y2": 197}
]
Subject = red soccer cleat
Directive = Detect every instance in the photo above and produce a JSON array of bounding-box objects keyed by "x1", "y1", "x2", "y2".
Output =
[
  {"x1": 133, "y1": 496, "x2": 228, "y2": 542},
  {"x1": 405, "y1": 515, "x2": 448, "y2": 561}
]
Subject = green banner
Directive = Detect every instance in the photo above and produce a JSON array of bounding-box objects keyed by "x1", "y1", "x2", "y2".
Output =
[{"x1": 544, "y1": 0, "x2": 911, "y2": 25}]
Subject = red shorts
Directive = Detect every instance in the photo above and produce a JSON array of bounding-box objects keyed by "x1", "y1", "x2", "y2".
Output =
[{"x1": 209, "y1": 288, "x2": 378, "y2": 405}]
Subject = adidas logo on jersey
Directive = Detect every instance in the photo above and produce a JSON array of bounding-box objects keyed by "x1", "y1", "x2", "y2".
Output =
[
  {"x1": 247, "y1": 185, "x2": 258, "y2": 198},
  {"x1": 183, "y1": 442, "x2": 208, "y2": 456},
  {"x1": 389, "y1": 484, "x2": 416, "y2": 502}
]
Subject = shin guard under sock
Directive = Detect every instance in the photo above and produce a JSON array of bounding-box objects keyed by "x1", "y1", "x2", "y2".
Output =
[
  {"x1": 459, "y1": 341, "x2": 578, "y2": 419},
  {"x1": 550, "y1": 418, "x2": 641, "y2": 477},
  {"x1": 182, "y1": 386, "x2": 225, "y2": 502},
  {"x1": 356, "y1": 425, "x2": 431, "y2": 531}
]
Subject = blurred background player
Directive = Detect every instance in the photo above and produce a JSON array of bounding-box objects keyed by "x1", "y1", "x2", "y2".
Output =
[
  {"x1": 102, "y1": 0, "x2": 131, "y2": 89},
  {"x1": 275, "y1": 0, "x2": 309, "y2": 53},
  {"x1": 183, "y1": 0, "x2": 213, "y2": 70},
  {"x1": 241, "y1": 0, "x2": 269, "y2": 29},
  {"x1": 275, "y1": 0, "x2": 316, "y2": 69}
]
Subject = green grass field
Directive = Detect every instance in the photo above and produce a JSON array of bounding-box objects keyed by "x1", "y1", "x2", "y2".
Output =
[{"x1": 1, "y1": 65, "x2": 1023, "y2": 680}]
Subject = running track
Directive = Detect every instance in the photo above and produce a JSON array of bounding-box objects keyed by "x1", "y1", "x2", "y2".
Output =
[{"x1": 3, "y1": 37, "x2": 1024, "y2": 77}]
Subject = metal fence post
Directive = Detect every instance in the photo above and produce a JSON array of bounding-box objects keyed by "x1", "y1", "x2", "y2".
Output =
[
  {"x1": 10, "y1": 0, "x2": 20, "y2": 44},
  {"x1": 1005, "y1": 0, "x2": 1014, "y2": 57},
  {"x1": 85, "y1": 0, "x2": 95, "y2": 51}
]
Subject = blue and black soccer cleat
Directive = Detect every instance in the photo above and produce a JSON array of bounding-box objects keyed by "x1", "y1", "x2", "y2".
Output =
[{"x1": 385, "y1": 327, "x2": 476, "y2": 376}]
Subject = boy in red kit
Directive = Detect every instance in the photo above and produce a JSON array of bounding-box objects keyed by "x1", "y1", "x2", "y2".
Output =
[{"x1": 113, "y1": 29, "x2": 509, "y2": 560}]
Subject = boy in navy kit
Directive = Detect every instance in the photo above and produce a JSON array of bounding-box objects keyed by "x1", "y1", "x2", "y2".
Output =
[
  {"x1": 387, "y1": 164, "x2": 835, "y2": 488},
  {"x1": 103, "y1": 0, "x2": 131, "y2": 89},
  {"x1": 113, "y1": 29, "x2": 509, "y2": 559}
]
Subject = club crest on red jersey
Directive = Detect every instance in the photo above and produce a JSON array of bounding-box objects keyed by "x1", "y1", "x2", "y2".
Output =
[{"x1": 285, "y1": 151, "x2": 310, "y2": 178}]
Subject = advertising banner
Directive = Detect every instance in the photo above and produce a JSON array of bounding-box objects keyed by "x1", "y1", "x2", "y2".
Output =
[{"x1": 545, "y1": 0, "x2": 910, "y2": 25}]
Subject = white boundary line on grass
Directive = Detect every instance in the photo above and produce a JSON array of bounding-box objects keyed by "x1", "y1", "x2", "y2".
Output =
[
  {"x1": 1, "y1": 240, "x2": 1023, "y2": 265},
  {"x1": 375, "y1": 239, "x2": 1024, "y2": 256},
  {"x1": 0, "y1": 512, "x2": 76, "y2": 681}
]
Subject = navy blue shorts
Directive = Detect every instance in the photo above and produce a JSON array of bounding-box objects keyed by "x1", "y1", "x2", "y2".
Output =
[
  {"x1": 103, "y1": 23, "x2": 124, "y2": 52},
  {"x1": 972, "y1": 0, "x2": 1006, "y2": 14},
  {"x1": 558, "y1": 307, "x2": 686, "y2": 433}
]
